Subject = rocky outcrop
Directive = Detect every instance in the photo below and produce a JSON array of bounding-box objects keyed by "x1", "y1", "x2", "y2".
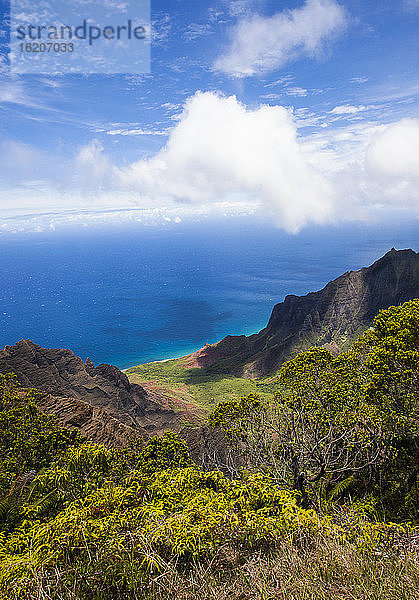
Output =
[
  {"x1": 193, "y1": 249, "x2": 419, "y2": 377},
  {"x1": 0, "y1": 340, "x2": 196, "y2": 440}
]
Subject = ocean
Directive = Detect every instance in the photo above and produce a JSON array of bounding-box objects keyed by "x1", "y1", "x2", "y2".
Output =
[{"x1": 0, "y1": 217, "x2": 417, "y2": 369}]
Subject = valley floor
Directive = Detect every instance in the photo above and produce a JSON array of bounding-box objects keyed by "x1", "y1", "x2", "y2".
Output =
[{"x1": 126, "y1": 350, "x2": 277, "y2": 415}]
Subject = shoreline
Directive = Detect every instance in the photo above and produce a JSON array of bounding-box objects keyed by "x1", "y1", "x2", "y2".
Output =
[
  {"x1": 121, "y1": 341, "x2": 217, "y2": 372},
  {"x1": 122, "y1": 355, "x2": 179, "y2": 372}
]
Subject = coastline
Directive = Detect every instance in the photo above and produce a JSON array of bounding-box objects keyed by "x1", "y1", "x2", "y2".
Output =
[{"x1": 122, "y1": 356, "x2": 177, "y2": 372}]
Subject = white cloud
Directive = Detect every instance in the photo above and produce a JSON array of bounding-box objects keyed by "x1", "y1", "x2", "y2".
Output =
[
  {"x1": 74, "y1": 140, "x2": 120, "y2": 192},
  {"x1": 151, "y1": 13, "x2": 172, "y2": 45},
  {"x1": 262, "y1": 75, "x2": 309, "y2": 97},
  {"x1": 0, "y1": 81, "x2": 40, "y2": 108},
  {"x1": 287, "y1": 86, "x2": 309, "y2": 97},
  {"x1": 214, "y1": 0, "x2": 347, "y2": 77},
  {"x1": 260, "y1": 93, "x2": 282, "y2": 100},
  {"x1": 105, "y1": 128, "x2": 167, "y2": 136},
  {"x1": 261, "y1": 87, "x2": 308, "y2": 100},
  {"x1": 303, "y1": 117, "x2": 419, "y2": 217},
  {"x1": 367, "y1": 119, "x2": 419, "y2": 179},
  {"x1": 222, "y1": 1, "x2": 257, "y2": 18},
  {"x1": 116, "y1": 92, "x2": 335, "y2": 232},
  {"x1": 0, "y1": 93, "x2": 335, "y2": 233},
  {"x1": 349, "y1": 76, "x2": 368, "y2": 84},
  {"x1": 264, "y1": 75, "x2": 295, "y2": 88},
  {"x1": 184, "y1": 23, "x2": 213, "y2": 41},
  {"x1": 330, "y1": 104, "x2": 367, "y2": 115},
  {"x1": 1, "y1": 95, "x2": 418, "y2": 234}
]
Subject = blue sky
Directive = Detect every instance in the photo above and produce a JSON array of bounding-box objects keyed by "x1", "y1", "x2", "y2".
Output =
[{"x1": 0, "y1": 0, "x2": 418, "y2": 233}]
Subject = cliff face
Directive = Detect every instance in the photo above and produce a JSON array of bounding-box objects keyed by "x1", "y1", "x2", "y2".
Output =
[
  {"x1": 0, "y1": 340, "x2": 197, "y2": 441},
  {"x1": 193, "y1": 249, "x2": 419, "y2": 377}
]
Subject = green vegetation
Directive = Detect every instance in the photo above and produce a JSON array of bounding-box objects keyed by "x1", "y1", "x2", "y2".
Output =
[
  {"x1": 126, "y1": 356, "x2": 277, "y2": 411},
  {"x1": 210, "y1": 300, "x2": 418, "y2": 521},
  {"x1": 0, "y1": 300, "x2": 418, "y2": 599}
]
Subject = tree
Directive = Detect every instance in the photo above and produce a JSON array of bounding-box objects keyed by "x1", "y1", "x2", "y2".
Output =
[
  {"x1": 209, "y1": 300, "x2": 419, "y2": 516},
  {"x1": 210, "y1": 349, "x2": 384, "y2": 506},
  {"x1": 354, "y1": 299, "x2": 419, "y2": 418}
]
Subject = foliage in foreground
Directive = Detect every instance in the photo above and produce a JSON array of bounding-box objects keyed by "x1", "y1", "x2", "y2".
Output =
[
  {"x1": 0, "y1": 443, "x2": 417, "y2": 599},
  {"x1": 0, "y1": 300, "x2": 417, "y2": 599},
  {"x1": 210, "y1": 300, "x2": 419, "y2": 521}
]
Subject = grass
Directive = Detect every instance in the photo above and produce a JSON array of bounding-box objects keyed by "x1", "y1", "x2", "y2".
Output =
[
  {"x1": 16, "y1": 536, "x2": 418, "y2": 599},
  {"x1": 126, "y1": 356, "x2": 277, "y2": 413},
  {"x1": 150, "y1": 540, "x2": 419, "y2": 600},
  {"x1": 181, "y1": 541, "x2": 418, "y2": 600}
]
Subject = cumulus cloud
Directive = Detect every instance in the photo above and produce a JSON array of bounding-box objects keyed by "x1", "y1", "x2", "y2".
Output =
[
  {"x1": 305, "y1": 117, "x2": 419, "y2": 217},
  {"x1": 74, "y1": 140, "x2": 116, "y2": 191},
  {"x1": 214, "y1": 0, "x2": 347, "y2": 77},
  {"x1": 1, "y1": 94, "x2": 419, "y2": 234},
  {"x1": 367, "y1": 119, "x2": 419, "y2": 179},
  {"x1": 116, "y1": 92, "x2": 335, "y2": 232},
  {"x1": 0, "y1": 92, "x2": 335, "y2": 233}
]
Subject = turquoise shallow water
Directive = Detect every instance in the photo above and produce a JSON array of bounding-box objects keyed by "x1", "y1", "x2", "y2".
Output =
[{"x1": 0, "y1": 217, "x2": 417, "y2": 369}]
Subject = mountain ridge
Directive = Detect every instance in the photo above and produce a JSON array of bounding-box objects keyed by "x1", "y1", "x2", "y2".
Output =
[
  {"x1": 0, "y1": 248, "x2": 417, "y2": 447},
  {"x1": 0, "y1": 340, "x2": 202, "y2": 442},
  {"x1": 185, "y1": 248, "x2": 419, "y2": 377}
]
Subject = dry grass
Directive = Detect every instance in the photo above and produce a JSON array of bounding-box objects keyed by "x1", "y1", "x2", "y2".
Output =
[
  {"x1": 138, "y1": 535, "x2": 417, "y2": 600},
  {"x1": 9, "y1": 536, "x2": 418, "y2": 600}
]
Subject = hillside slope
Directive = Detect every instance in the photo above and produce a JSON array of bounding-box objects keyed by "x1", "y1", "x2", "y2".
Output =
[{"x1": 0, "y1": 340, "x2": 202, "y2": 442}]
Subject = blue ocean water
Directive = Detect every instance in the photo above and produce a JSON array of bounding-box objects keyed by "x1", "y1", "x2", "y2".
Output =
[{"x1": 0, "y1": 217, "x2": 417, "y2": 369}]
